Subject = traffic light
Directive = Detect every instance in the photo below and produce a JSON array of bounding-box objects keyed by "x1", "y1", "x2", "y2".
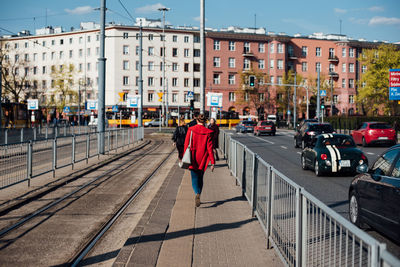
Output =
[
  {"x1": 321, "y1": 98, "x2": 325, "y2": 109},
  {"x1": 249, "y1": 75, "x2": 256, "y2": 87},
  {"x1": 190, "y1": 100, "x2": 194, "y2": 111}
]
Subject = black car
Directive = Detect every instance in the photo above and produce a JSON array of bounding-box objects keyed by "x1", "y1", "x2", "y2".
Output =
[
  {"x1": 301, "y1": 134, "x2": 367, "y2": 176},
  {"x1": 235, "y1": 120, "x2": 256, "y2": 133},
  {"x1": 294, "y1": 122, "x2": 335, "y2": 149},
  {"x1": 348, "y1": 144, "x2": 400, "y2": 243},
  {"x1": 296, "y1": 118, "x2": 318, "y2": 132}
]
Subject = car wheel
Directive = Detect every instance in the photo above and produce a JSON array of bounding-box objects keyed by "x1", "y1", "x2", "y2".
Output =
[
  {"x1": 294, "y1": 138, "x2": 299, "y2": 148},
  {"x1": 349, "y1": 191, "x2": 366, "y2": 228},
  {"x1": 272, "y1": 132, "x2": 276, "y2": 136},
  {"x1": 301, "y1": 140, "x2": 305, "y2": 150},
  {"x1": 301, "y1": 155, "x2": 308, "y2": 170},
  {"x1": 314, "y1": 160, "x2": 322, "y2": 176},
  {"x1": 257, "y1": 131, "x2": 260, "y2": 136},
  {"x1": 362, "y1": 137, "x2": 368, "y2": 147}
]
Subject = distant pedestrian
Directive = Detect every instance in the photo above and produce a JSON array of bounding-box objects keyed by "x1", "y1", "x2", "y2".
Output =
[
  {"x1": 184, "y1": 113, "x2": 215, "y2": 207},
  {"x1": 187, "y1": 112, "x2": 199, "y2": 128},
  {"x1": 172, "y1": 119, "x2": 188, "y2": 160},
  {"x1": 208, "y1": 118, "x2": 220, "y2": 161}
]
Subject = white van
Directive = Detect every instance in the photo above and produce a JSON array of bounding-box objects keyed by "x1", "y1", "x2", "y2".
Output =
[{"x1": 267, "y1": 115, "x2": 277, "y2": 123}]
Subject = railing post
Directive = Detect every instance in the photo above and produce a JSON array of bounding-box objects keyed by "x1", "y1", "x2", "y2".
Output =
[
  {"x1": 122, "y1": 129, "x2": 125, "y2": 147},
  {"x1": 52, "y1": 138, "x2": 57, "y2": 178},
  {"x1": 107, "y1": 130, "x2": 110, "y2": 154},
  {"x1": 127, "y1": 127, "x2": 130, "y2": 146},
  {"x1": 301, "y1": 193, "x2": 308, "y2": 267},
  {"x1": 72, "y1": 135, "x2": 75, "y2": 169},
  {"x1": 86, "y1": 133, "x2": 90, "y2": 163},
  {"x1": 97, "y1": 132, "x2": 100, "y2": 159},
  {"x1": 45, "y1": 126, "x2": 48, "y2": 140},
  {"x1": 295, "y1": 187, "x2": 304, "y2": 267},
  {"x1": 267, "y1": 169, "x2": 275, "y2": 249},
  {"x1": 241, "y1": 146, "x2": 246, "y2": 197},
  {"x1": 21, "y1": 128, "x2": 24, "y2": 143},
  {"x1": 251, "y1": 153, "x2": 258, "y2": 217},
  {"x1": 64, "y1": 125, "x2": 66, "y2": 136},
  {"x1": 5, "y1": 129, "x2": 8, "y2": 144},
  {"x1": 55, "y1": 126, "x2": 58, "y2": 138},
  {"x1": 33, "y1": 127, "x2": 37, "y2": 140},
  {"x1": 116, "y1": 129, "x2": 119, "y2": 150},
  {"x1": 27, "y1": 141, "x2": 32, "y2": 187}
]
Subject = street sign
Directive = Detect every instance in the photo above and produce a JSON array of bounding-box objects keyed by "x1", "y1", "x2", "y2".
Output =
[
  {"x1": 157, "y1": 92, "x2": 163, "y2": 102},
  {"x1": 320, "y1": 90, "x2": 327, "y2": 97},
  {"x1": 187, "y1": 91, "x2": 194, "y2": 100},
  {"x1": 127, "y1": 96, "x2": 141, "y2": 108},
  {"x1": 112, "y1": 105, "x2": 119, "y2": 112},
  {"x1": 207, "y1": 93, "x2": 223, "y2": 107},
  {"x1": 27, "y1": 99, "x2": 39, "y2": 110},
  {"x1": 86, "y1": 100, "x2": 98, "y2": 110},
  {"x1": 389, "y1": 69, "x2": 400, "y2": 100},
  {"x1": 63, "y1": 106, "x2": 71, "y2": 113}
]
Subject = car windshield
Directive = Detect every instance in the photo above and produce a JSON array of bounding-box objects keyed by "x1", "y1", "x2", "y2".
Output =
[
  {"x1": 321, "y1": 136, "x2": 355, "y2": 147},
  {"x1": 261, "y1": 121, "x2": 273, "y2": 126},
  {"x1": 369, "y1": 123, "x2": 391, "y2": 129},
  {"x1": 243, "y1": 121, "x2": 255, "y2": 125},
  {"x1": 309, "y1": 124, "x2": 333, "y2": 132}
]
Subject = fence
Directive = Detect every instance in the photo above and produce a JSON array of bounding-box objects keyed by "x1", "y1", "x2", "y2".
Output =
[
  {"x1": 0, "y1": 127, "x2": 144, "y2": 189},
  {"x1": 218, "y1": 130, "x2": 399, "y2": 267}
]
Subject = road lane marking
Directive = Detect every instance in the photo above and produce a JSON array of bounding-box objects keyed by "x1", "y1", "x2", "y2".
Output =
[
  {"x1": 297, "y1": 152, "x2": 302, "y2": 155},
  {"x1": 366, "y1": 152, "x2": 374, "y2": 155},
  {"x1": 280, "y1": 146, "x2": 288, "y2": 149},
  {"x1": 254, "y1": 136, "x2": 275, "y2": 144}
]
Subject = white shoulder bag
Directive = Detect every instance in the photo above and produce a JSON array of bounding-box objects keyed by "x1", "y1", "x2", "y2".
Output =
[{"x1": 179, "y1": 131, "x2": 192, "y2": 169}]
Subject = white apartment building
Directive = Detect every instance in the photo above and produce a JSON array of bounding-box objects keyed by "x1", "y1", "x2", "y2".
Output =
[{"x1": 0, "y1": 20, "x2": 201, "y2": 114}]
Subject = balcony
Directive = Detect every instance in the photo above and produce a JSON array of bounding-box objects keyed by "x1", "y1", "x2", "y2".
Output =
[
  {"x1": 328, "y1": 56, "x2": 339, "y2": 62},
  {"x1": 329, "y1": 71, "x2": 339, "y2": 79},
  {"x1": 288, "y1": 53, "x2": 297, "y2": 60},
  {"x1": 242, "y1": 49, "x2": 254, "y2": 57}
]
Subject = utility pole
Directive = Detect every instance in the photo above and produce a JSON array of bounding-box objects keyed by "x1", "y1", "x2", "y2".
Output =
[
  {"x1": 317, "y1": 69, "x2": 321, "y2": 123},
  {"x1": 97, "y1": 0, "x2": 106, "y2": 154},
  {"x1": 330, "y1": 75, "x2": 333, "y2": 116},
  {"x1": 159, "y1": 7, "x2": 169, "y2": 126},
  {"x1": 138, "y1": 21, "x2": 143, "y2": 127},
  {"x1": 293, "y1": 72, "x2": 297, "y2": 129},
  {"x1": 200, "y1": 0, "x2": 205, "y2": 113},
  {"x1": 78, "y1": 81, "x2": 81, "y2": 126}
]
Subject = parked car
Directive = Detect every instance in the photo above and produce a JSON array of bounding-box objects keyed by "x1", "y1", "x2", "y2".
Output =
[
  {"x1": 144, "y1": 118, "x2": 161, "y2": 127},
  {"x1": 294, "y1": 122, "x2": 335, "y2": 149},
  {"x1": 301, "y1": 134, "x2": 367, "y2": 176},
  {"x1": 266, "y1": 114, "x2": 277, "y2": 124},
  {"x1": 351, "y1": 122, "x2": 397, "y2": 147},
  {"x1": 254, "y1": 121, "x2": 276, "y2": 136},
  {"x1": 235, "y1": 120, "x2": 256, "y2": 133},
  {"x1": 348, "y1": 144, "x2": 400, "y2": 243}
]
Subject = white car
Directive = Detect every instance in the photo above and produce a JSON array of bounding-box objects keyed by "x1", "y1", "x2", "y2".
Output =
[
  {"x1": 144, "y1": 118, "x2": 161, "y2": 127},
  {"x1": 88, "y1": 118, "x2": 109, "y2": 128}
]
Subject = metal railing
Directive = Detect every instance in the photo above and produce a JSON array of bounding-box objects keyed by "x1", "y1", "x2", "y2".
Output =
[
  {"x1": 218, "y1": 130, "x2": 400, "y2": 267},
  {"x1": 0, "y1": 127, "x2": 144, "y2": 189}
]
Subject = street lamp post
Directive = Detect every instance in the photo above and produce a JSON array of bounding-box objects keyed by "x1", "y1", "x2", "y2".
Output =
[
  {"x1": 158, "y1": 7, "x2": 170, "y2": 127},
  {"x1": 330, "y1": 75, "x2": 334, "y2": 116}
]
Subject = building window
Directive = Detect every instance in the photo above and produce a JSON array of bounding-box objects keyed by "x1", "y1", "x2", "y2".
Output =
[
  {"x1": 42, "y1": 52, "x2": 46, "y2": 61},
  {"x1": 213, "y1": 57, "x2": 220, "y2": 67},
  {"x1": 342, "y1": 48, "x2": 346, "y2": 57},
  {"x1": 229, "y1": 41, "x2": 235, "y2": 51},
  {"x1": 342, "y1": 63, "x2": 346, "y2": 73},
  {"x1": 329, "y1": 63, "x2": 335, "y2": 72},
  {"x1": 302, "y1": 62, "x2": 308, "y2": 72},
  {"x1": 349, "y1": 95, "x2": 354, "y2": 104},
  {"x1": 228, "y1": 74, "x2": 235, "y2": 85},
  {"x1": 258, "y1": 59, "x2": 265, "y2": 69},
  {"x1": 148, "y1": 34, "x2": 153, "y2": 40},
  {"x1": 316, "y1": 47, "x2": 321, "y2": 57},
  {"x1": 42, "y1": 66, "x2": 46, "y2": 74},
  {"x1": 33, "y1": 67, "x2": 37, "y2": 75},
  {"x1": 349, "y1": 63, "x2": 354, "y2": 73},
  {"x1": 316, "y1": 62, "x2": 321, "y2": 72},
  {"x1": 329, "y1": 48, "x2": 335, "y2": 58},
  {"x1": 172, "y1": 63, "x2": 178, "y2": 71},
  {"x1": 194, "y1": 78, "x2": 200, "y2": 87},
  {"x1": 184, "y1": 63, "x2": 189, "y2": 72},
  {"x1": 333, "y1": 95, "x2": 338, "y2": 104},
  {"x1": 172, "y1": 93, "x2": 177, "y2": 103},
  {"x1": 243, "y1": 58, "x2": 250, "y2": 70},
  {"x1": 270, "y1": 59, "x2": 274, "y2": 69},
  {"x1": 342, "y1": 78, "x2": 346, "y2": 88},
  {"x1": 194, "y1": 35, "x2": 200, "y2": 43},
  {"x1": 193, "y1": 64, "x2": 200, "y2": 72},
  {"x1": 79, "y1": 64, "x2": 82, "y2": 72},
  {"x1": 172, "y1": 35, "x2": 177, "y2": 42},
  {"x1": 160, "y1": 47, "x2": 165, "y2": 56},
  {"x1": 135, "y1": 61, "x2": 139, "y2": 71},
  {"x1": 277, "y1": 76, "x2": 283, "y2": 85},
  {"x1": 123, "y1": 60, "x2": 129, "y2": 70},
  {"x1": 148, "y1": 93, "x2": 154, "y2": 102},
  {"x1": 148, "y1": 47, "x2": 154, "y2": 55},
  {"x1": 349, "y1": 79, "x2": 354, "y2": 88},
  {"x1": 148, "y1": 77, "x2": 154, "y2": 86},
  {"x1": 362, "y1": 81, "x2": 366, "y2": 88},
  {"x1": 349, "y1": 48, "x2": 355, "y2": 57},
  {"x1": 244, "y1": 42, "x2": 250, "y2": 53},
  {"x1": 123, "y1": 45, "x2": 129, "y2": 55},
  {"x1": 172, "y1": 48, "x2": 178, "y2": 57},
  {"x1": 302, "y1": 46, "x2": 308, "y2": 57},
  {"x1": 270, "y1": 76, "x2": 274, "y2": 84},
  {"x1": 184, "y1": 78, "x2": 189, "y2": 87},
  {"x1": 123, "y1": 76, "x2": 129, "y2": 85},
  {"x1": 194, "y1": 49, "x2": 200, "y2": 57},
  {"x1": 69, "y1": 50, "x2": 73, "y2": 58},
  {"x1": 172, "y1": 78, "x2": 178, "y2": 86},
  {"x1": 270, "y1": 43, "x2": 275, "y2": 53},
  {"x1": 259, "y1": 93, "x2": 264, "y2": 102},
  {"x1": 214, "y1": 40, "x2": 220, "y2": 50},
  {"x1": 229, "y1": 92, "x2": 235, "y2": 101},
  {"x1": 87, "y1": 63, "x2": 91, "y2": 71},
  {"x1": 148, "y1": 61, "x2": 154, "y2": 71},
  {"x1": 184, "y1": 36, "x2": 189, "y2": 43},
  {"x1": 51, "y1": 40, "x2": 55, "y2": 45},
  {"x1": 33, "y1": 53, "x2": 37, "y2": 61},
  {"x1": 278, "y1": 43, "x2": 284, "y2": 53},
  {"x1": 362, "y1": 65, "x2": 367, "y2": 73},
  {"x1": 258, "y1": 43, "x2": 265, "y2": 53},
  {"x1": 277, "y1": 59, "x2": 283, "y2": 70},
  {"x1": 136, "y1": 46, "x2": 139, "y2": 55},
  {"x1": 184, "y1": 48, "x2": 189, "y2": 57},
  {"x1": 79, "y1": 49, "x2": 82, "y2": 57},
  {"x1": 213, "y1": 73, "x2": 220, "y2": 84},
  {"x1": 87, "y1": 48, "x2": 91, "y2": 56},
  {"x1": 228, "y1": 58, "x2": 235, "y2": 68}
]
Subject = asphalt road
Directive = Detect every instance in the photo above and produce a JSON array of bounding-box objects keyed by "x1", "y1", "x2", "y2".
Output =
[{"x1": 229, "y1": 128, "x2": 399, "y2": 257}]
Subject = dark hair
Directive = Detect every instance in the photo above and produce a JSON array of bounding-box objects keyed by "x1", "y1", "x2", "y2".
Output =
[{"x1": 197, "y1": 113, "x2": 206, "y2": 124}]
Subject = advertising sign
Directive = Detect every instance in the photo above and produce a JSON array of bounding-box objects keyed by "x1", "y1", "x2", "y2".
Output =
[
  {"x1": 207, "y1": 93, "x2": 223, "y2": 107},
  {"x1": 86, "y1": 100, "x2": 98, "y2": 110},
  {"x1": 389, "y1": 69, "x2": 400, "y2": 100},
  {"x1": 127, "y1": 96, "x2": 141, "y2": 108},
  {"x1": 27, "y1": 99, "x2": 39, "y2": 110}
]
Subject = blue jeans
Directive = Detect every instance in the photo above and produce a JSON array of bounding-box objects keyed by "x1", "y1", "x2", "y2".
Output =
[{"x1": 190, "y1": 170, "x2": 204, "y2": 194}]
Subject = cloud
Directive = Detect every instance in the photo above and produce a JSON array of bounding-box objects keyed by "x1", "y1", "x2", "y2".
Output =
[
  {"x1": 65, "y1": 6, "x2": 93, "y2": 15},
  {"x1": 368, "y1": 6, "x2": 384, "y2": 12},
  {"x1": 334, "y1": 8, "x2": 347, "y2": 14},
  {"x1": 369, "y1": 16, "x2": 400, "y2": 26},
  {"x1": 135, "y1": 3, "x2": 166, "y2": 14},
  {"x1": 193, "y1": 16, "x2": 207, "y2": 22}
]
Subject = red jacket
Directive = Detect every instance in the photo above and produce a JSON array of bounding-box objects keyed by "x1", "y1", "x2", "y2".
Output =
[{"x1": 184, "y1": 124, "x2": 215, "y2": 171}]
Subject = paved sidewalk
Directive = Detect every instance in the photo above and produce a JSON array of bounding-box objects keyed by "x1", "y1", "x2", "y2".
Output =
[{"x1": 156, "y1": 157, "x2": 283, "y2": 267}]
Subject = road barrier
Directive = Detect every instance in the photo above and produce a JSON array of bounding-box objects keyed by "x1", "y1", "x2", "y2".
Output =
[
  {"x1": 0, "y1": 127, "x2": 144, "y2": 189},
  {"x1": 219, "y1": 130, "x2": 399, "y2": 267}
]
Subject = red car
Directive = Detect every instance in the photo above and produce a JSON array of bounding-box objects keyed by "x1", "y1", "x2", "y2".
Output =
[
  {"x1": 351, "y1": 122, "x2": 397, "y2": 146},
  {"x1": 254, "y1": 121, "x2": 276, "y2": 136}
]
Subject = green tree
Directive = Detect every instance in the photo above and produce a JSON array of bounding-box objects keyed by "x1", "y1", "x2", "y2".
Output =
[
  {"x1": 358, "y1": 44, "x2": 400, "y2": 115},
  {"x1": 48, "y1": 64, "x2": 78, "y2": 112}
]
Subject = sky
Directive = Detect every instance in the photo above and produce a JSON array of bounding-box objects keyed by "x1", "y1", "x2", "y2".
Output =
[{"x1": 0, "y1": 0, "x2": 399, "y2": 43}]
